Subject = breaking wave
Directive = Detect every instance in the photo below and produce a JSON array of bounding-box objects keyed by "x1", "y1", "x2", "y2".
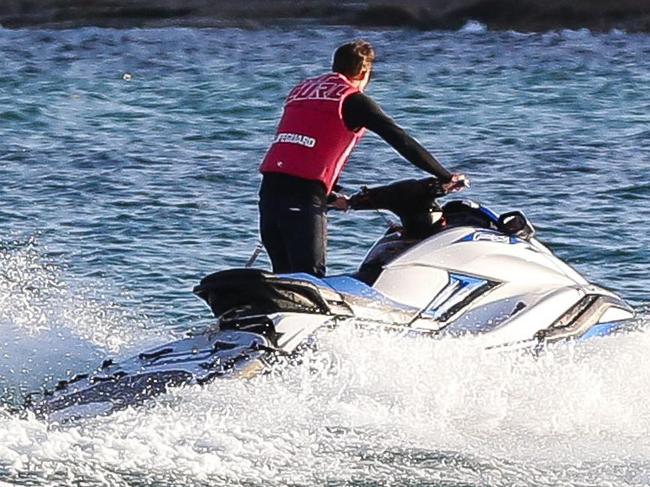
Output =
[{"x1": 459, "y1": 20, "x2": 488, "y2": 34}]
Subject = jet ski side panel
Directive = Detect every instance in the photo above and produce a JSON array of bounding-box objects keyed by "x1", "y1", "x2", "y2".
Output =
[
  {"x1": 452, "y1": 287, "x2": 634, "y2": 347},
  {"x1": 371, "y1": 265, "x2": 450, "y2": 309},
  {"x1": 381, "y1": 226, "x2": 589, "y2": 289},
  {"x1": 441, "y1": 287, "x2": 585, "y2": 345}
]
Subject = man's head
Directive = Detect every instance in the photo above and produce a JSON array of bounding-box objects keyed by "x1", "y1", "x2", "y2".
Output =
[{"x1": 332, "y1": 40, "x2": 375, "y2": 91}]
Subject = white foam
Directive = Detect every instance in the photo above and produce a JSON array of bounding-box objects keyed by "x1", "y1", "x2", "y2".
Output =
[
  {"x1": 560, "y1": 27, "x2": 594, "y2": 40},
  {"x1": 458, "y1": 20, "x2": 488, "y2": 34},
  {"x1": 1, "y1": 317, "x2": 650, "y2": 485},
  {"x1": 0, "y1": 240, "x2": 164, "y2": 395},
  {"x1": 2, "y1": 239, "x2": 649, "y2": 484}
]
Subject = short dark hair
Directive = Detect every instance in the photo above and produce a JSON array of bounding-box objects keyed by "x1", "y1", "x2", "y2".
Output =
[{"x1": 332, "y1": 40, "x2": 375, "y2": 77}]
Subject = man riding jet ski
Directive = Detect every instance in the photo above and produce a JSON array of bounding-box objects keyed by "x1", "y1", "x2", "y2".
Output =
[
  {"x1": 259, "y1": 39, "x2": 468, "y2": 277},
  {"x1": 25, "y1": 178, "x2": 635, "y2": 422}
]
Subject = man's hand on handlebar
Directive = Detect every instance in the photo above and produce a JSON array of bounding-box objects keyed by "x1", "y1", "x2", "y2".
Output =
[
  {"x1": 332, "y1": 174, "x2": 469, "y2": 213},
  {"x1": 327, "y1": 192, "x2": 350, "y2": 211},
  {"x1": 442, "y1": 173, "x2": 470, "y2": 194}
]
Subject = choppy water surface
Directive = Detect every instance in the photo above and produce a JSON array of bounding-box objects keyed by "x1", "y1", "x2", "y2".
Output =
[{"x1": 1, "y1": 25, "x2": 649, "y2": 486}]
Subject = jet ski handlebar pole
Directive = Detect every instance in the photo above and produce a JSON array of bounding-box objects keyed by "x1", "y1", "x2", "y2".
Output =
[{"x1": 245, "y1": 242, "x2": 265, "y2": 268}]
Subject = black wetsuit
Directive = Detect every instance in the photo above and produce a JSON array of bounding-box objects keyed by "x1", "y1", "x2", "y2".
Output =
[{"x1": 259, "y1": 92, "x2": 452, "y2": 277}]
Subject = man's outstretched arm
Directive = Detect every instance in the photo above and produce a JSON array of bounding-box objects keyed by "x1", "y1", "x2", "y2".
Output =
[{"x1": 342, "y1": 93, "x2": 453, "y2": 182}]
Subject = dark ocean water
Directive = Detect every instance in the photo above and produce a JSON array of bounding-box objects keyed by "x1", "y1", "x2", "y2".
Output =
[{"x1": 1, "y1": 25, "x2": 649, "y2": 486}]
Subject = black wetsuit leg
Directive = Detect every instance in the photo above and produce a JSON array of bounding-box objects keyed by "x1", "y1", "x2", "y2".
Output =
[{"x1": 259, "y1": 174, "x2": 327, "y2": 277}]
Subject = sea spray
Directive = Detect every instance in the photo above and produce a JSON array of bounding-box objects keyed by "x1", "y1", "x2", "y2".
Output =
[
  {"x1": 2, "y1": 320, "x2": 650, "y2": 485},
  {"x1": 0, "y1": 238, "x2": 163, "y2": 401}
]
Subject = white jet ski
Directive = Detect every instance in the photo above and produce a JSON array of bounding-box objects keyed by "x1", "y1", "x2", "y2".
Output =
[{"x1": 26, "y1": 178, "x2": 635, "y2": 422}]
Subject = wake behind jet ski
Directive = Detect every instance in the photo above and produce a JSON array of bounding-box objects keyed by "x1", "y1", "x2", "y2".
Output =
[{"x1": 25, "y1": 178, "x2": 635, "y2": 422}]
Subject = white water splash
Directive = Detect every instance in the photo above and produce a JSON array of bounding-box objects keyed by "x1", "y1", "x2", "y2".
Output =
[
  {"x1": 2, "y1": 238, "x2": 650, "y2": 486},
  {"x1": 0, "y1": 240, "x2": 163, "y2": 397},
  {"x1": 1, "y1": 314, "x2": 649, "y2": 486},
  {"x1": 459, "y1": 20, "x2": 488, "y2": 34},
  {"x1": 559, "y1": 27, "x2": 594, "y2": 40}
]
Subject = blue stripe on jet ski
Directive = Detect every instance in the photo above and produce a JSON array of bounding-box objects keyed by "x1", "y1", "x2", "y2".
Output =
[
  {"x1": 478, "y1": 205, "x2": 500, "y2": 223},
  {"x1": 455, "y1": 230, "x2": 521, "y2": 245},
  {"x1": 450, "y1": 274, "x2": 489, "y2": 288},
  {"x1": 578, "y1": 321, "x2": 627, "y2": 340},
  {"x1": 422, "y1": 273, "x2": 492, "y2": 321}
]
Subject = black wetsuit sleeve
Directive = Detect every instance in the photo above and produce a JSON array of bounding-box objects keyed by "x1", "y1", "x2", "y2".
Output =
[{"x1": 342, "y1": 93, "x2": 452, "y2": 182}]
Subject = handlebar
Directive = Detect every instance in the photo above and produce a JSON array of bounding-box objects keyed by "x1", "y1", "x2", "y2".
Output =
[
  {"x1": 327, "y1": 177, "x2": 468, "y2": 237},
  {"x1": 348, "y1": 177, "x2": 447, "y2": 216}
]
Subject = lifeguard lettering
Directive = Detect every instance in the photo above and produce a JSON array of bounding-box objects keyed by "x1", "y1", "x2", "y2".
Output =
[
  {"x1": 287, "y1": 78, "x2": 349, "y2": 103},
  {"x1": 273, "y1": 133, "x2": 317, "y2": 148}
]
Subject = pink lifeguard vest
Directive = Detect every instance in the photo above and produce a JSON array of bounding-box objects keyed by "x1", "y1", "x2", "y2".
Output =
[{"x1": 260, "y1": 72, "x2": 365, "y2": 193}]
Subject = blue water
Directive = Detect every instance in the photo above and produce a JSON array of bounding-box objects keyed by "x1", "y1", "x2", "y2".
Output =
[{"x1": 1, "y1": 25, "x2": 650, "y2": 486}]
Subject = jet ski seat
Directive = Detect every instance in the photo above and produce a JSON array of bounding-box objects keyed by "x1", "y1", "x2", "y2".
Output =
[{"x1": 193, "y1": 268, "x2": 353, "y2": 319}]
